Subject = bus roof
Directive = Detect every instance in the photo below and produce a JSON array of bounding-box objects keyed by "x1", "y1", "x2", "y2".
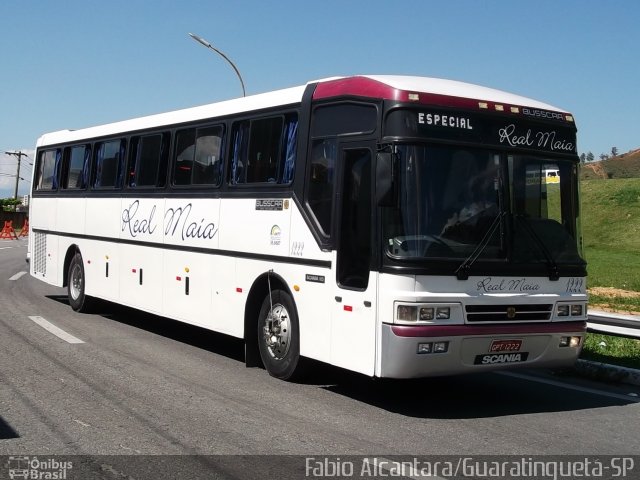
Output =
[{"x1": 36, "y1": 75, "x2": 570, "y2": 147}]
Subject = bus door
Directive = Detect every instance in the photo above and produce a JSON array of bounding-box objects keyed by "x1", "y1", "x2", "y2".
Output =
[{"x1": 330, "y1": 142, "x2": 377, "y2": 375}]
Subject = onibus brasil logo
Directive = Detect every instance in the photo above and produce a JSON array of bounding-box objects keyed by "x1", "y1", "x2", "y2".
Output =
[{"x1": 5, "y1": 456, "x2": 72, "y2": 480}]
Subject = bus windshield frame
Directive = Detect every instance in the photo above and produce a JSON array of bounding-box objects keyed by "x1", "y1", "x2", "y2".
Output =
[{"x1": 379, "y1": 106, "x2": 585, "y2": 279}]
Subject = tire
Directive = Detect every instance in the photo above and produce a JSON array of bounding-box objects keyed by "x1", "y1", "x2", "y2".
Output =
[
  {"x1": 257, "y1": 289, "x2": 304, "y2": 380},
  {"x1": 67, "y1": 251, "x2": 92, "y2": 312}
]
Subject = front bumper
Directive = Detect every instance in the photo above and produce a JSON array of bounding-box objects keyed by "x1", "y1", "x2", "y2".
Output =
[{"x1": 379, "y1": 321, "x2": 586, "y2": 378}]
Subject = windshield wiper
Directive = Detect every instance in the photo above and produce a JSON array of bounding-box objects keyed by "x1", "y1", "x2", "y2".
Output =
[
  {"x1": 455, "y1": 211, "x2": 505, "y2": 280},
  {"x1": 514, "y1": 214, "x2": 559, "y2": 281}
]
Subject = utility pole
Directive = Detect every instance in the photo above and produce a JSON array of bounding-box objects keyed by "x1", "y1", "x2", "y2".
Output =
[{"x1": 4, "y1": 151, "x2": 27, "y2": 209}]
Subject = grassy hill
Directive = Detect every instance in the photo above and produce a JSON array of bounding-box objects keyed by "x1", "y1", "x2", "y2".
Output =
[
  {"x1": 581, "y1": 148, "x2": 640, "y2": 180},
  {"x1": 581, "y1": 178, "x2": 640, "y2": 291}
]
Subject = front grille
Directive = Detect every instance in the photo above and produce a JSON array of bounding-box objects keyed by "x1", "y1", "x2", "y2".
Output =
[{"x1": 465, "y1": 304, "x2": 552, "y2": 322}]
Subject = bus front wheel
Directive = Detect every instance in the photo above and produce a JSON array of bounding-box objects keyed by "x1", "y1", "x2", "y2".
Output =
[
  {"x1": 67, "y1": 252, "x2": 92, "y2": 312},
  {"x1": 258, "y1": 289, "x2": 304, "y2": 380}
]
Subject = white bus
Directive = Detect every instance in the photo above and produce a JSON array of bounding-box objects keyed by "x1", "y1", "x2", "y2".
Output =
[{"x1": 28, "y1": 75, "x2": 587, "y2": 380}]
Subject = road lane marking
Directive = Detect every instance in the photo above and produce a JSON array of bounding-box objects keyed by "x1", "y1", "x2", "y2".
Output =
[
  {"x1": 0, "y1": 246, "x2": 14, "y2": 250},
  {"x1": 9, "y1": 271, "x2": 27, "y2": 281},
  {"x1": 28, "y1": 316, "x2": 85, "y2": 344},
  {"x1": 497, "y1": 371, "x2": 640, "y2": 403}
]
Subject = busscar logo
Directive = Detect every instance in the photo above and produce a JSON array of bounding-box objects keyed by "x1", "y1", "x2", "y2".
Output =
[
  {"x1": 521, "y1": 108, "x2": 566, "y2": 121},
  {"x1": 256, "y1": 199, "x2": 283, "y2": 211}
]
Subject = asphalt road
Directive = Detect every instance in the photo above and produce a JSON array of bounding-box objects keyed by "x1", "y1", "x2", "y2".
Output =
[{"x1": 1, "y1": 238, "x2": 639, "y2": 477}]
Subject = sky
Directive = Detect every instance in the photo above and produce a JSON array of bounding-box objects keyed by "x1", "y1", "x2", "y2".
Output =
[{"x1": 1, "y1": 0, "x2": 639, "y2": 199}]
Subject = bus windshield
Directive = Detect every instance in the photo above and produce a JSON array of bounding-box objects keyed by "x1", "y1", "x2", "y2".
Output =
[{"x1": 382, "y1": 144, "x2": 584, "y2": 271}]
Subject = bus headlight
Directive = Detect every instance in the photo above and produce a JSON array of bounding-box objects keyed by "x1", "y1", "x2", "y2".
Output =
[
  {"x1": 397, "y1": 305, "x2": 418, "y2": 322},
  {"x1": 395, "y1": 303, "x2": 460, "y2": 324},
  {"x1": 556, "y1": 302, "x2": 586, "y2": 319},
  {"x1": 419, "y1": 307, "x2": 434, "y2": 321},
  {"x1": 570, "y1": 304, "x2": 583, "y2": 316}
]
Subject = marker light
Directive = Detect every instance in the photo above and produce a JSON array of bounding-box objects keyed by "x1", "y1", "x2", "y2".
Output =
[
  {"x1": 433, "y1": 341, "x2": 449, "y2": 353},
  {"x1": 408, "y1": 93, "x2": 420, "y2": 101},
  {"x1": 495, "y1": 104, "x2": 504, "y2": 111},
  {"x1": 557, "y1": 305, "x2": 570, "y2": 317},
  {"x1": 570, "y1": 304, "x2": 583, "y2": 316},
  {"x1": 510, "y1": 107, "x2": 520, "y2": 113},
  {"x1": 436, "y1": 307, "x2": 450, "y2": 320},
  {"x1": 478, "y1": 102, "x2": 489, "y2": 109},
  {"x1": 417, "y1": 343, "x2": 432, "y2": 354},
  {"x1": 565, "y1": 115, "x2": 574, "y2": 122}
]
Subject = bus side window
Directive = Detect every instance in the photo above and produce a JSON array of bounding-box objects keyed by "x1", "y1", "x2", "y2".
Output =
[
  {"x1": 230, "y1": 114, "x2": 296, "y2": 185},
  {"x1": 93, "y1": 139, "x2": 126, "y2": 189},
  {"x1": 128, "y1": 133, "x2": 167, "y2": 188},
  {"x1": 247, "y1": 117, "x2": 283, "y2": 183},
  {"x1": 193, "y1": 126, "x2": 223, "y2": 186},
  {"x1": 35, "y1": 149, "x2": 61, "y2": 190},
  {"x1": 62, "y1": 145, "x2": 89, "y2": 190},
  {"x1": 172, "y1": 126, "x2": 223, "y2": 187}
]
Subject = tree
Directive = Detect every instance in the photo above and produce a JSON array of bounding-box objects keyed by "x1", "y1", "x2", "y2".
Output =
[
  {"x1": 1, "y1": 198, "x2": 22, "y2": 212},
  {"x1": 586, "y1": 152, "x2": 595, "y2": 163},
  {"x1": 611, "y1": 147, "x2": 619, "y2": 157},
  {"x1": 580, "y1": 153, "x2": 586, "y2": 163},
  {"x1": 599, "y1": 153, "x2": 610, "y2": 161}
]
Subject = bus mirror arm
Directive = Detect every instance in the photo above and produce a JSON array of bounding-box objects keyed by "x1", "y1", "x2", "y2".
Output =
[{"x1": 376, "y1": 151, "x2": 397, "y2": 207}]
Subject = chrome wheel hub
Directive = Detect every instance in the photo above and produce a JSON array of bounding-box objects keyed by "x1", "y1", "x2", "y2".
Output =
[
  {"x1": 262, "y1": 303, "x2": 291, "y2": 359},
  {"x1": 70, "y1": 264, "x2": 83, "y2": 300}
]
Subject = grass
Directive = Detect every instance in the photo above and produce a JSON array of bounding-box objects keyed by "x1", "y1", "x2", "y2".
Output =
[
  {"x1": 585, "y1": 249, "x2": 640, "y2": 292},
  {"x1": 578, "y1": 178, "x2": 640, "y2": 371},
  {"x1": 580, "y1": 148, "x2": 640, "y2": 180},
  {"x1": 581, "y1": 178, "x2": 640, "y2": 294},
  {"x1": 581, "y1": 333, "x2": 640, "y2": 370},
  {"x1": 589, "y1": 294, "x2": 640, "y2": 314}
]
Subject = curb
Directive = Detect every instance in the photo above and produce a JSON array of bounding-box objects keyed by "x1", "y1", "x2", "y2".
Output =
[{"x1": 574, "y1": 359, "x2": 640, "y2": 387}]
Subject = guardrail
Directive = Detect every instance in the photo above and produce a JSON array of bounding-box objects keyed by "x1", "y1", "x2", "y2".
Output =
[{"x1": 587, "y1": 310, "x2": 640, "y2": 339}]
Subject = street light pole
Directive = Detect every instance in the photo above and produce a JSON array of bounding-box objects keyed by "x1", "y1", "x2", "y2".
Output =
[{"x1": 188, "y1": 33, "x2": 246, "y2": 97}]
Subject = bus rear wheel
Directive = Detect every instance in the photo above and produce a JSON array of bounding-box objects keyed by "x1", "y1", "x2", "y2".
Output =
[
  {"x1": 258, "y1": 289, "x2": 304, "y2": 380},
  {"x1": 67, "y1": 251, "x2": 92, "y2": 312}
]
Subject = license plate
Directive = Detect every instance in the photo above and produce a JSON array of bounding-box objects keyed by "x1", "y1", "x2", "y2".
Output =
[{"x1": 489, "y1": 339, "x2": 522, "y2": 352}]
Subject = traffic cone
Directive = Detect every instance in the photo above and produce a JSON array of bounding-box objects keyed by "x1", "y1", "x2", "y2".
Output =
[
  {"x1": 18, "y1": 218, "x2": 29, "y2": 238},
  {"x1": 0, "y1": 220, "x2": 18, "y2": 240}
]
